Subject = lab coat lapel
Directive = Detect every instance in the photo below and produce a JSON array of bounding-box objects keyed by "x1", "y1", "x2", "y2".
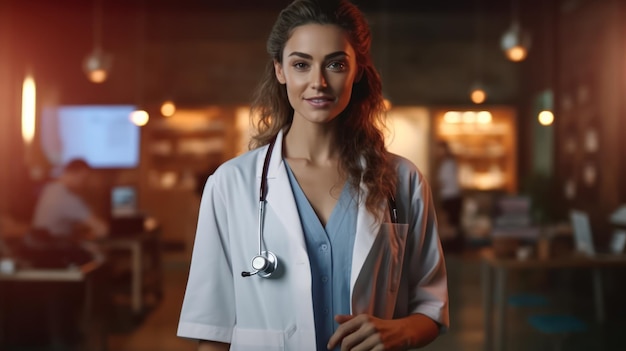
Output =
[
  {"x1": 350, "y1": 183, "x2": 383, "y2": 294},
  {"x1": 254, "y1": 131, "x2": 315, "y2": 344},
  {"x1": 258, "y1": 130, "x2": 308, "y2": 259}
]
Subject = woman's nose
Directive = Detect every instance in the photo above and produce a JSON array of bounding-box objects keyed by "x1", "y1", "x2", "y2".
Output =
[{"x1": 310, "y1": 67, "x2": 328, "y2": 89}]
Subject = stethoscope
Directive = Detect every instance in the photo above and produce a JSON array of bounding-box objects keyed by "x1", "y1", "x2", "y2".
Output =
[
  {"x1": 241, "y1": 137, "x2": 279, "y2": 278},
  {"x1": 241, "y1": 137, "x2": 398, "y2": 279}
]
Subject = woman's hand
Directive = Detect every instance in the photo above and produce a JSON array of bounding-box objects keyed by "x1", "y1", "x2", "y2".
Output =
[
  {"x1": 198, "y1": 340, "x2": 229, "y2": 351},
  {"x1": 326, "y1": 313, "x2": 439, "y2": 351}
]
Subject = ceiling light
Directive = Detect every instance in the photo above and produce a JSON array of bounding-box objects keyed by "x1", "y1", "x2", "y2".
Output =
[
  {"x1": 83, "y1": 48, "x2": 112, "y2": 83},
  {"x1": 469, "y1": 82, "x2": 487, "y2": 104},
  {"x1": 160, "y1": 100, "x2": 176, "y2": 117},
  {"x1": 501, "y1": 22, "x2": 531, "y2": 62},
  {"x1": 84, "y1": 0, "x2": 112, "y2": 83},
  {"x1": 501, "y1": 0, "x2": 531, "y2": 62}
]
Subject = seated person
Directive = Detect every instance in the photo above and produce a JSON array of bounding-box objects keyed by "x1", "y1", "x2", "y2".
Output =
[
  {"x1": 31, "y1": 158, "x2": 108, "y2": 242},
  {"x1": 16, "y1": 160, "x2": 110, "y2": 348}
]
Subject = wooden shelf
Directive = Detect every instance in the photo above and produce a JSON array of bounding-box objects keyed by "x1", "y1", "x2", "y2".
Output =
[{"x1": 435, "y1": 107, "x2": 517, "y2": 193}]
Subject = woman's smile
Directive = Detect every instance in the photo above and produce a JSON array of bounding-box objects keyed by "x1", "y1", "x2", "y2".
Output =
[{"x1": 305, "y1": 95, "x2": 336, "y2": 108}]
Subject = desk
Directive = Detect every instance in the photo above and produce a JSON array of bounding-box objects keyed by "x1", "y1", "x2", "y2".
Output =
[
  {"x1": 0, "y1": 260, "x2": 101, "y2": 282},
  {"x1": 99, "y1": 226, "x2": 162, "y2": 315},
  {"x1": 481, "y1": 250, "x2": 626, "y2": 351},
  {"x1": 0, "y1": 259, "x2": 104, "y2": 350}
]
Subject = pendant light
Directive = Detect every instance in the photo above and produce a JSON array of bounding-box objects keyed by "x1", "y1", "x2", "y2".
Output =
[
  {"x1": 130, "y1": 0, "x2": 149, "y2": 127},
  {"x1": 469, "y1": 0, "x2": 487, "y2": 104},
  {"x1": 160, "y1": 13, "x2": 177, "y2": 118},
  {"x1": 83, "y1": 0, "x2": 112, "y2": 83},
  {"x1": 537, "y1": 0, "x2": 555, "y2": 126},
  {"x1": 470, "y1": 83, "x2": 487, "y2": 105},
  {"x1": 500, "y1": 0, "x2": 531, "y2": 62}
]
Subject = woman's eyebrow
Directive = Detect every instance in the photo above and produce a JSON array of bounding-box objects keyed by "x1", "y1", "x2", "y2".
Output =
[
  {"x1": 287, "y1": 51, "x2": 312, "y2": 59},
  {"x1": 287, "y1": 51, "x2": 350, "y2": 60},
  {"x1": 324, "y1": 51, "x2": 349, "y2": 60}
]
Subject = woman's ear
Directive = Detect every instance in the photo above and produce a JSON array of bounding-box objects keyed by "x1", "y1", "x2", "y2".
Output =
[{"x1": 274, "y1": 59, "x2": 286, "y2": 84}]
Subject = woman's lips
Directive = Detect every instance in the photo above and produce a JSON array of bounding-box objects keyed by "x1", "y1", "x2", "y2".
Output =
[{"x1": 306, "y1": 97, "x2": 334, "y2": 108}]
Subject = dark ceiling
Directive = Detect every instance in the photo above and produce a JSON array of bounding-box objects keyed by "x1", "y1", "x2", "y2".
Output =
[
  {"x1": 144, "y1": 0, "x2": 510, "y2": 14},
  {"x1": 3, "y1": 0, "x2": 518, "y2": 106},
  {"x1": 7, "y1": 0, "x2": 510, "y2": 15}
]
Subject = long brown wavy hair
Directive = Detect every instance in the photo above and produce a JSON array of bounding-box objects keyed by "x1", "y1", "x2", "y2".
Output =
[{"x1": 249, "y1": 0, "x2": 396, "y2": 218}]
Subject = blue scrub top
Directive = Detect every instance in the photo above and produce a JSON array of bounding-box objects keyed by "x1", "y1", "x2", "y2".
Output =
[{"x1": 285, "y1": 162, "x2": 358, "y2": 351}]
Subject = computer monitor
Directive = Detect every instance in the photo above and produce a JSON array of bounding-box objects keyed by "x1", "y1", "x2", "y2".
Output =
[
  {"x1": 40, "y1": 105, "x2": 140, "y2": 169},
  {"x1": 570, "y1": 209, "x2": 595, "y2": 256},
  {"x1": 610, "y1": 205, "x2": 626, "y2": 227},
  {"x1": 110, "y1": 186, "x2": 138, "y2": 218}
]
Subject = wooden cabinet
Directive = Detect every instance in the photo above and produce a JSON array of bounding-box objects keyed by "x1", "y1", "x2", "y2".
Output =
[{"x1": 434, "y1": 107, "x2": 517, "y2": 193}]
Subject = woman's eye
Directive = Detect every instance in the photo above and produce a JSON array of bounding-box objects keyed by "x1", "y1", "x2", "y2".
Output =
[
  {"x1": 327, "y1": 61, "x2": 346, "y2": 71},
  {"x1": 293, "y1": 62, "x2": 309, "y2": 70}
]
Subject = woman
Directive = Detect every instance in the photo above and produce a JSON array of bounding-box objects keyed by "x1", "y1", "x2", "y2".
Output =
[{"x1": 177, "y1": 1, "x2": 449, "y2": 350}]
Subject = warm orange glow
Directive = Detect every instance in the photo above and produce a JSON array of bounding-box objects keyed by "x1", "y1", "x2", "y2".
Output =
[
  {"x1": 538, "y1": 110, "x2": 554, "y2": 126},
  {"x1": 505, "y1": 46, "x2": 528, "y2": 62},
  {"x1": 383, "y1": 98, "x2": 392, "y2": 111},
  {"x1": 461, "y1": 111, "x2": 477, "y2": 124},
  {"x1": 87, "y1": 69, "x2": 108, "y2": 83},
  {"x1": 21, "y1": 74, "x2": 36, "y2": 145},
  {"x1": 443, "y1": 111, "x2": 462, "y2": 124},
  {"x1": 83, "y1": 49, "x2": 112, "y2": 83},
  {"x1": 470, "y1": 88, "x2": 487, "y2": 104},
  {"x1": 160, "y1": 100, "x2": 176, "y2": 117},
  {"x1": 130, "y1": 110, "x2": 149, "y2": 126},
  {"x1": 476, "y1": 111, "x2": 492, "y2": 124},
  {"x1": 443, "y1": 110, "x2": 495, "y2": 125}
]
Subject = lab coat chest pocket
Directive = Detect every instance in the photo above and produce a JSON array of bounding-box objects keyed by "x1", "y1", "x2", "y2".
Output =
[
  {"x1": 230, "y1": 324, "x2": 296, "y2": 351},
  {"x1": 378, "y1": 222, "x2": 409, "y2": 292}
]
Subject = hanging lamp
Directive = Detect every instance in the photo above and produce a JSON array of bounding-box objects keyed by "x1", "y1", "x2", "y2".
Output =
[
  {"x1": 500, "y1": 0, "x2": 531, "y2": 62},
  {"x1": 83, "y1": 0, "x2": 112, "y2": 83},
  {"x1": 537, "y1": 1, "x2": 555, "y2": 126},
  {"x1": 470, "y1": 0, "x2": 487, "y2": 104},
  {"x1": 131, "y1": 0, "x2": 149, "y2": 126}
]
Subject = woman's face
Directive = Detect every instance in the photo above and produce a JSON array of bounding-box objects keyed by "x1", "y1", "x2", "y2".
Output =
[{"x1": 274, "y1": 23, "x2": 359, "y2": 126}]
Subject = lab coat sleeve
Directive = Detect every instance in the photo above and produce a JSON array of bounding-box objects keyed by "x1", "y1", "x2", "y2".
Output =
[
  {"x1": 406, "y1": 168, "x2": 450, "y2": 330},
  {"x1": 177, "y1": 174, "x2": 236, "y2": 343}
]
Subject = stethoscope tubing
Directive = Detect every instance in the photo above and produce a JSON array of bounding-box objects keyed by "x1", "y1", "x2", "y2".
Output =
[{"x1": 257, "y1": 137, "x2": 277, "y2": 257}]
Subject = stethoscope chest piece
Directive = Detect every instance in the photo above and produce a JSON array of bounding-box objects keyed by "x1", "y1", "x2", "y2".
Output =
[{"x1": 251, "y1": 251, "x2": 278, "y2": 278}]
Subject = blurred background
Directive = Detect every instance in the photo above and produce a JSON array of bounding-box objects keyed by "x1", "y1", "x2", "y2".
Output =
[{"x1": 1, "y1": 0, "x2": 626, "y2": 350}]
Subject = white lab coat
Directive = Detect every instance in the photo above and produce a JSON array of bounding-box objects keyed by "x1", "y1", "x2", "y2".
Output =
[{"x1": 177, "y1": 130, "x2": 449, "y2": 350}]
